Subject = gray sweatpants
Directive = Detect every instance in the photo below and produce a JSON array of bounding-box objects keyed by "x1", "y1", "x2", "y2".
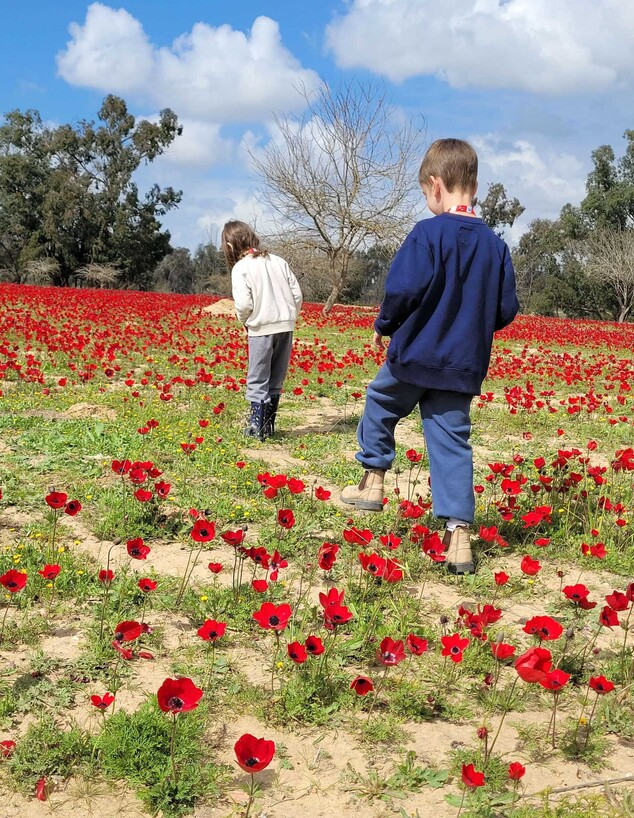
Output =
[{"x1": 246, "y1": 332, "x2": 293, "y2": 403}]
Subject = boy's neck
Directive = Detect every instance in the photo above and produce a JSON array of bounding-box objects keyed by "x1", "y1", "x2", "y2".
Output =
[{"x1": 441, "y1": 192, "x2": 476, "y2": 214}]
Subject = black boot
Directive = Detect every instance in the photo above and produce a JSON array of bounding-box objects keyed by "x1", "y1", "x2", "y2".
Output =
[
  {"x1": 264, "y1": 395, "x2": 280, "y2": 438},
  {"x1": 244, "y1": 401, "x2": 267, "y2": 441}
]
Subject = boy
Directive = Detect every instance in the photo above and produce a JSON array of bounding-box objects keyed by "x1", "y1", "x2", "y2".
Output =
[{"x1": 340, "y1": 139, "x2": 519, "y2": 574}]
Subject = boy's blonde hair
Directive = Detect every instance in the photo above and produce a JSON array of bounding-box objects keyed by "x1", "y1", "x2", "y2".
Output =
[
  {"x1": 418, "y1": 139, "x2": 478, "y2": 194},
  {"x1": 221, "y1": 220, "x2": 268, "y2": 270}
]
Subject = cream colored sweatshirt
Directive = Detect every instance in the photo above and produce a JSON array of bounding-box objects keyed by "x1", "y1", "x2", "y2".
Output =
[{"x1": 231, "y1": 252, "x2": 303, "y2": 336}]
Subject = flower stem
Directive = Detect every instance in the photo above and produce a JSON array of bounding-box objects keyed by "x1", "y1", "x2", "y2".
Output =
[
  {"x1": 485, "y1": 674, "x2": 518, "y2": 763},
  {"x1": 244, "y1": 773, "x2": 256, "y2": 818},
  {"x1": 170, "y1": 713, "x2": 178, "y2": 784}
]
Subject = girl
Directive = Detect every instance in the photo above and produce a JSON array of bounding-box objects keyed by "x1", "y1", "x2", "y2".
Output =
[{"x1": 222, "y1": 221, "x2": 303, "y2": 440}]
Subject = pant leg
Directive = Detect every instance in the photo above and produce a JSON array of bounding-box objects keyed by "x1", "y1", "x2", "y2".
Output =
[
  {"x1": 419, "y1": 390, "x2": 474, "y2": 523},
  {"x1": 268, "y1": 332, "x2": 293, "y2": 398},
  {"x1": 246, "y1": 336, "x2": 273, "y2": 403},
  {"x1": 356, "y1": 363, "x2": 425, "y2": 471}
]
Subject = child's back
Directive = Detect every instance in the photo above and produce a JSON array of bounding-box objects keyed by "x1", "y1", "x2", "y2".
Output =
[{"x1": 377, "y1": 212, "x2": 517, "y2": 395}]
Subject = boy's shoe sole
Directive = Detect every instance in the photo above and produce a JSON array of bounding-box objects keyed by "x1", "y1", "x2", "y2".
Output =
[
  {"x1": 447, "y1": 561, "x2": 475, "y2": 575},
  {"x1": 340, "y1": 496, "x2": 384, "y2": 512}
]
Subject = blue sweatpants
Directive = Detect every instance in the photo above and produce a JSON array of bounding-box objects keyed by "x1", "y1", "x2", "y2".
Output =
[{"x1": 356, "y1": 363, "x2": 474, "y2": 523}]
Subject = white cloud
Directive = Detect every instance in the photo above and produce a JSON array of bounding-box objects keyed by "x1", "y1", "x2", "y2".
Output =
[
  {"x1": 161, "y1": 120, "x2": 235, "y2": 168},
  {"x1": 57, "y1": 4, "x2": 154, "y2": 93},
  {"x1": 473, "y1": 134, "x2": 587, "y2": 242},
  {"x1": 326, "y1": 0, "x2": 634, "y2": 94},
  {"x1": 57, "y1": 4, "x2": 322, "y2": 121}
]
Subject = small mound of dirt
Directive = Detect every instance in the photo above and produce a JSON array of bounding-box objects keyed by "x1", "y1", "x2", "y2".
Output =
[
  {"x1": 201, "y1": 298, "x2": 236, "y2": 316},
  {"x1": 63, "y1": 403, "x2": 117, "y2": 421}
]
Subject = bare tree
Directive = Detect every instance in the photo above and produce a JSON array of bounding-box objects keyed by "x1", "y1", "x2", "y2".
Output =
[
  {"x1": 583, "y1": 229, "x2": 634, "y2": 322},
  {"x1": 77, "y1": 263, "x2": 121, "y2": 289},
  {"x1": 24, "y1": 258, "x2": 59, "y2": 285},
  {"x1": 250, "y1": 80, "x2": 425, "y2": 313}
]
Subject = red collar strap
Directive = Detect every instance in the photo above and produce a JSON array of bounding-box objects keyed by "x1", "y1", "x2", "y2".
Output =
[{"x1": 447, "y1": 205, "x2": 476, "y2": 214}]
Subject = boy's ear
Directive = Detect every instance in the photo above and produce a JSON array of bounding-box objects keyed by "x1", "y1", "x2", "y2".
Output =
[{"x1": 429, "y1": 175, "x2": 442, "y2": 200}]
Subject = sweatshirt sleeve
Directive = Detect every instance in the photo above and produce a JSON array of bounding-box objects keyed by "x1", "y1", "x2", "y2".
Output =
[
  {"x1": 374, "y1": 231, "x2": 433, "y2": 337},
  {"x1": 495, "y1": 245, "x2": 520, "y2": 331},
  {"x1": 231, "y1": 264, "x2": 253, "y2": 324},
  {"x1": 284, "y1": 260, "x2": 303, "y2": 313}
]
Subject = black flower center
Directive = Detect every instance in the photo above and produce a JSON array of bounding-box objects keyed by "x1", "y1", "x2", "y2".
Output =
[
  {"x1": 168, "y1": 696, "x2": 184, "y2": 710},
  {"x1": 246, "y1": 757, "x2": 258, "y2": 767},
  {"x1": 269, "y1": 616, "x2": 280, "y2": 626},
  {"x1": 451, "y1": 646, "x2": 460, "y2": 654}
]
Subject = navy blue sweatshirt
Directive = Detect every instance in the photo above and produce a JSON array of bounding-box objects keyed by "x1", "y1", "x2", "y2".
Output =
[{"x1": 375, "y1": 213, "x2": 519, "y2": 395}]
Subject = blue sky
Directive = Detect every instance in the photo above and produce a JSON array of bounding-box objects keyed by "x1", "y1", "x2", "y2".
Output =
[{"x1": 2, "y1": 0, "x2": 633, "y2": 249}]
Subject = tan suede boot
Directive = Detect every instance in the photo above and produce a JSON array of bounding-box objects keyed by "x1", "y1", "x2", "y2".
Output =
[
  {"x1": 340, "y1": 469, "x2": 385, "y2": 512},
  {"x1": 442, "y1": 526, "x2": 474, "y2": 575}
]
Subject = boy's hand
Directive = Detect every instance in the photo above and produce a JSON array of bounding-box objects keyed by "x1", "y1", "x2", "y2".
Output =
[{"x1": 374, "y1": 331, "x2": 385, "y2": 349}]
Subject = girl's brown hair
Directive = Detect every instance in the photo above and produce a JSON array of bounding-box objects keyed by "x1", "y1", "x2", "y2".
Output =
[
  {"x1": 418, "y1": 139, "x2": 478, "y2": 194},
  {"x1": 221, "y1": 220, "x2": 268, "y2": 269}
]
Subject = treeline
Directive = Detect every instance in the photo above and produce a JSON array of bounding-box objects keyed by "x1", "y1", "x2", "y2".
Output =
[{"x1": 0, "y1": 93, "x2": 632, "y2": 321}]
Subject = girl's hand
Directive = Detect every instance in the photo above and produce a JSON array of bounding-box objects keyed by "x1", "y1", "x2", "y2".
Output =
[{"x1": 374, "y1": 331, "x2": 385, "y2": 349}]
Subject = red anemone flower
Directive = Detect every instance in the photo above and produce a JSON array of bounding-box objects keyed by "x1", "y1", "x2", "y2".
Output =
[
  {"x1": 112, "y1": 459, "x2": 131, "y2": 475},
  {"x1": 287, "y1": 641, "x2": 308, "y2": 664},
  {"x1": 520, "y1": 555, "x2": 541, "y2": 576},
  {"x1": 64, "y1": 500, "x2": 82, "y2": 516},
  {"x1": 127, "y1": 538, "x2": 150, "y2": 560},
  {"x1": 0, "y1": 569, "x2": 27, "y2": 593},
  {"x1": 350, "y1": 675, "x2": 374, "y2": 696},
  {"x1": 514, "y1": 646, "x2": 552, "y2": 684},
  {"x1": 462, "y1": 763, "x2": 485, "y2": 789},
  {"x1": 382, "y1": 557, "x2": 404, "y2": 582},
  {"x1": 0, "y1": 740, "x2": 16, "y2": 757},
  {"x1": 38, "y1": 564, "x2": 61, "y2": 580},
  {"x1": 522, "y1": 616, "x2": 564, "y2": 641},
  {"x1": 138, "y1": 578, "x2": 157, "y2": 592},
  {"x1": 221, "y1": 529, "x2": 245, "y2": 546},
  {"x1": 377, "y1": 637, "x2": 406, "y2": 666},
  {"x1": 539, "y1": 669, "x2": 570, "y2": 690},
  {"x1": 599, "y1": 606, "x2": 620, "y2": 628},
  {"x1": 252, "y1": 602, "x2": 292, "y2": 631},
  {"x1": 494, "y1": 571, "x2": 509, "y2": 586},
  {"x1": 277, "y1": 509, "x2": 295, "y2": 529},
  {"x1": 315, "y1": 486, "x2": 331, "y2": 501},
  {"x1": 251, "y1": 579, "x2": 269, "y2": 593},
  {"x1": 234, "y1": 733, "x2": 275, "y2": 773},
  {"x1": 157, "y1": 677, "x2": 203, "y2": 714},
  {"x1": 358, "y1": 552, "x2": 387, "y2": 578},
  {"x1": 287, "y1": 478, "x2": 305, "y2": 494},
  {"x1": 441, "y1": 633, "x2": 470, "y2": 663},
  {"x1": 98, "y1": 568, "x2": 114, "y2": 584},
  {"x1": 563, "y1": 584, "x2": 591, "y2": 603},
  {"x1": 45, "y1": 491, "x2": 68, "y2": 509},
  {"x1": 508, "y1": 762, "x2": 526, "y2": 780},
  {"x1": 319, "y1": 587, "x2": 345, "y2": 608},
  {"x1": 305, "y1": 635, "x2": 324, "y2": 656},
  {"x1": 197, "y1": 619, "x2": 226, "y2": 642},
  {"x1": 589, "y1": 675, "x2": 615, "y2": 694},
  {"x1": 491, "y1": 642, "x2": 516, "y2": 661},
  {"x1": 605, "y1": 591, "x2": 629, "y2": 612},
  {"x1": 405, "y1": 633, "x2": 429, "y2": 656},
  {"x1": 208, "y1": 563, "x2": 223, "y2": 574},
  {"x1": 323, "y1": 602, "x2": 354, "y2": 629},
  {"x1": 90, "y1": 692, "x2": 115, "y2": 710},
  {"x1": 113, "y1": 620, "x2": 143, "y2": 643},
  {"x1": 191, "y1": 520, "x2": 216, "y2": 542}
]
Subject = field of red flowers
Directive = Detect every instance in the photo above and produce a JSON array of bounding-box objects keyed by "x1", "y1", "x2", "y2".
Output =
[{"x1": 0, "y1": 283, "x2": 633, "y2": 818}]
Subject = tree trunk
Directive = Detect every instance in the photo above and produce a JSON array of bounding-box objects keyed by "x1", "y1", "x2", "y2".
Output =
[{"x1": 322, "y1": 282, "x2": 342, "y2": 315}]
